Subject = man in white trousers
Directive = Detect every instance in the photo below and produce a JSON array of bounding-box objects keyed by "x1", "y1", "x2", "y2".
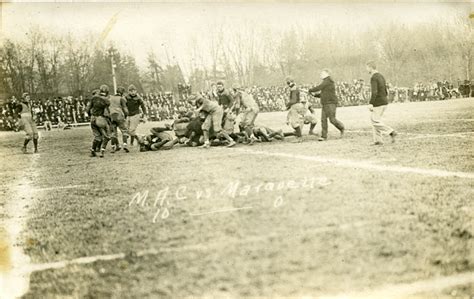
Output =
[{"x1": 366, "y1": 61, "x2": 397, "y2": 145}]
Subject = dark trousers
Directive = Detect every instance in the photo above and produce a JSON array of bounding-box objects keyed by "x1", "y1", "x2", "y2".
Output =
[{"x1": 321, "y1": 104, "x2": 344, "y2": 138}]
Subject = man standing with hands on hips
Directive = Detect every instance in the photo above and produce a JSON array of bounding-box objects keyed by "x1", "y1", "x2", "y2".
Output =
[{"x1": 366, "y1": 61, "x2": 397, "y2": 145}]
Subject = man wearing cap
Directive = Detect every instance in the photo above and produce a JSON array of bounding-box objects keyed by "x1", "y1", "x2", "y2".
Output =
[
  {"x1": 108, "y1": 86, "x2": 129, "y2": 153},
  {"x1": 231, "y1": 84, "x2": 259, "y2": 144},
  {"x1": 309, "y1": 69, "x2": 345, "y2": 141},
  {"x1": 125, "y1": 84, "x2": 147, "y2": 146},
  {"x1": 285, "y1": 77, "x2": 305, "y2": 142},
  {"x1": 366, "y1": 61, "x2": 397, "y2": 145},
  {"x1": 190, "y1": 94, "x2": 236, "y2": 148},
  {"x1": 15, "y1": 92, "x2": 39, "y2": 153},
  {"x1": 86, "y1": 85, "x2": 111, "y2": 157}
]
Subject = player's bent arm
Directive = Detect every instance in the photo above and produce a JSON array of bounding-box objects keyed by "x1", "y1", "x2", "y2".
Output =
[
  {"x1": 309, "y1": 80, "x2": 329, "y2": 93},
  {"x1": 121, "y1": 98, "x2": 129, "y2": 117}
]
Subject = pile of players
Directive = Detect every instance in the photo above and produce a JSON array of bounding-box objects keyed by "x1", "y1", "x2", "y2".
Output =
[{"x1": 135, "y1": 80, "x2": 320, "y2": 153}]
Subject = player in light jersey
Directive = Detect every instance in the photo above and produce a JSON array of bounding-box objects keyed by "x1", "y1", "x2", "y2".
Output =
[
  {"x1": 191, "y1": 94, "x2": 236, "y2": 149},
  {"x1": 108, "y1": 86, "x2": 130, "y2": 153},
  {"x1": 231, "y1": 85, "x2": 260, "y2": 144},
  {"x1": 299, "y1": 91, "x2": 318, "y2": 135},
  {"x1": 16, "y1": 93, "x2": 39, "y2": 153}
]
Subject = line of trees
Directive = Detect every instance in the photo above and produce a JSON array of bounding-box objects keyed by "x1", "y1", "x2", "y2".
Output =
[
  {"x1": 185, "y1": 14, "x2": 473, "y2": 90},
  {"x1": 0, "y1": 14, "x2": 472, "y2": 101}
]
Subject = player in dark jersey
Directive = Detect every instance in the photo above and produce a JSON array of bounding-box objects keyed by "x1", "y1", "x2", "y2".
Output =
[
  {"x1": 86, "y1": 85, "x2": 111, "y2": 157},
  {"x1": 285, "y1": 77, "x2": 305, "y2": 142},
  {"x1": 125, "y1": 85, "x2": 147, "y2": 147}
]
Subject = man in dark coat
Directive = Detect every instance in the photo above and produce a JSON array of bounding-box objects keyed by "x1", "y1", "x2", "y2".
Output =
[
  {"x1": 366, "y1": 61, "x2": 397, "y2": 145},
  {"x1": 309, "y1": 69, "x2": 345, "y2": 141}
]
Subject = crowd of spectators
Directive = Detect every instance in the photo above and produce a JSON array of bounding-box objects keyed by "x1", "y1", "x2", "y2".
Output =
[{"x1": 1, "y1": 79, "x2": 471, "y2": 131}]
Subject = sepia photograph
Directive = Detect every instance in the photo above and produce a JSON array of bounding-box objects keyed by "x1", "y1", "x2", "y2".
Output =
[{"x1": 0, "y1": 1, "x2": 473, "y2": 298}]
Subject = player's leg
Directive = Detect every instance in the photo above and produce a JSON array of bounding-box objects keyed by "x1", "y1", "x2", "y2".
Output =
[
  {"x1": 320, "y1": 105, "x2": 328, "y2": 141},
  {"x1": 258, "y1": 127, "x2": 272, "y2": 142},
  {"x1": 213, "y1": 108, "x2": 235, "y2": 147},
  {"x1": 96, "y1": 116, "x2": 111, "y2": 157},
  {"x1": 370, "y1": 106, "x2": 384, "y2": 145},
  {"x1": 118, "y1": 118, "x2": 129, "y2": 152},
  {"x1": 306, "y1": 113, "x2": 317, "y2": 135},
  {"x1": 90, "y1": 119, "x2": 101, "y2": 157},
  {"x1": 245, "y1": 109, "x2": 259, "y2": 144},
  {"x1": 128, "y1": 115, "x2": 140, "y2": 146},
  {"x1": 200, "y1": 115, "x2": 212, "y2": 148},
  {"x1": 22, "y1": 118, "x2": 33, "y2": 154},
  {"x1": 110, "y1": 119, "x2": 119, "y2": 153},
  {"x1": 32, "y1": 123, "x2": 39, "y2": 153}
]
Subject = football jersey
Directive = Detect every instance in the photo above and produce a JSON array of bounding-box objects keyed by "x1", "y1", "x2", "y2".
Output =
[
  {"x1": 239, "y1": 91, "x2": 259, "y2": 110},
  {"x1": 109, "y1": 95, "x2": 126, "y2": 116},
  {"x1": 200, "y1": 99, "x2": 219, "y2": 113}
]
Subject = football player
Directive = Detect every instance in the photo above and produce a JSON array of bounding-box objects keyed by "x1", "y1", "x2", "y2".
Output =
[
  {"x1": 125, "y1": 85, "x2": 147, "y2": 146},
  {"x1": 231, "y1": 84, "x2": 260, "y2": 144},
  {"x1": 138, "y1": 125, "x2": 178, "y2": 151},
  {"x1": 15, "y1": 93, "x2": 39, "y2": 153},
  {"x1": 252, "y1": 125, "x2": 284, "y2": 142},
  {"x1": 191, "y1": 94, "x2": 236, "y2": 148},
  {"x1": 86, "y1": 85, "x2": 111, "y2": 158},
  {"x1": 285, "y1": 77, "x2": 304, "y2": 142},
  {"x1": 300, "y1": 92, "x2": 318, "y2": 135},
  {"x1": 108, "y1": 86, "x2": 130, "y2": 153}
]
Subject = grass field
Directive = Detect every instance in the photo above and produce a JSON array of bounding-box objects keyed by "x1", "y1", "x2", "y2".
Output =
[{"x1": 0, "y1": 99, "x2": 473, "y2": 299}]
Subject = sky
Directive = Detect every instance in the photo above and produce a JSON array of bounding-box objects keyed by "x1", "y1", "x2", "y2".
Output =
[{"x1": 0, "y1": 1, "x2": 471, "y2": 77}]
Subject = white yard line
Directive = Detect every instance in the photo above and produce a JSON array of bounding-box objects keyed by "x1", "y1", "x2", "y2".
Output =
[
  {"x1": 33, "y1": 184, "x2": 89, "y2": 192},
  {"x1": 0, "y1": 154, "x2": 38, "y2": 299},
  {"x1": 231, "y1": 148, "x2": 474, "y2": 179},
  {"x1": 346, "y1": 129, "x2": 474, "y2": 139},
  {"x1": 346, "y1": 130, "x2": 474, "y2": 138},
  {"x1": 189, "y1": 206, "x2": 253, "y2": 216},
  {"x1": 27, "y1": 253, "x2": 126, "y2": 273},
  {"x1": 321, "y1": 271, "x2": 474, "y2": 299},
  {"x1": 20, "y1": 216, "x2": 414, "y2": 274}
]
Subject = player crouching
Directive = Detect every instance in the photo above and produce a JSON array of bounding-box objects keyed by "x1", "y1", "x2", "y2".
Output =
[{"x1": 190, "y1": 94, "x2": 236, "y2": 149}]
